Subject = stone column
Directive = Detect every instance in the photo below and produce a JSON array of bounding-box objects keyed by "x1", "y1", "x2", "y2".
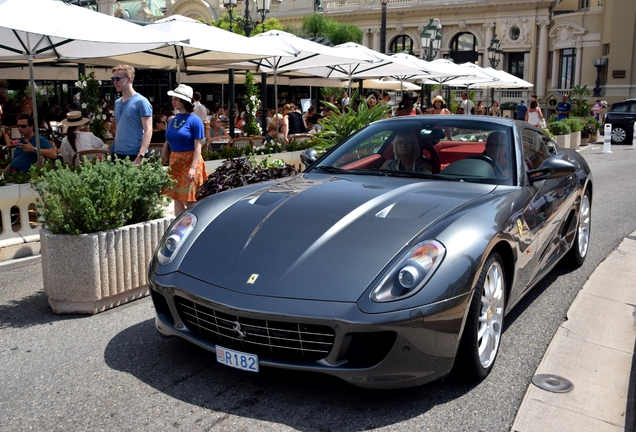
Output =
[
  {"x1": 366, "y1": 30, "x2": 373, "y2": 49},
  {"x1": 551, "y1": 49, "x2": 559, "y2": 89},
  {"x1": 483, "y1": 23, "x2": 495, "y2": 68},
  {"x1": 574, "y1": 38, "x2": 583, "y2": 86},
  {"x1": 372, "y1": 29, "x2": 381, "y2": 52},
  {"x1": 535, "y1": 19, "x2": 550, "y2": 97},
  {"x1": 96, "y1": 0, "x2": 115, "y2": 15}
]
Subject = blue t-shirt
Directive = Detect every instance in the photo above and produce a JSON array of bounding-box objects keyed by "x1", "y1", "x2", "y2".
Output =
[
  {"x1": 10, "y1": 135, "x2": 53, "y2": 173},
  {"x1": 112, "y1": 93, "x2": 153, "y2": 156},
  {"x1": 165, "y1": 113, "x2": 205, "y2": 152},
  {"x1": 515, "y1": 103, "x2": 527, "y2": 120},
  {"x1": 557, "y1": 101, "x2": 572, "y2": 121}
]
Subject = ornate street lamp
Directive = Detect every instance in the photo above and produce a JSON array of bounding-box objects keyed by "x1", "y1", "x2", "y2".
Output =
[
  {"x1": 380, "y1": 0, "x2": 388, "y2": 54},
  {"x1": 223, "y1": 0, "x2": 273, "y2": 37},
  {"x1": 487, "y1": 35, "x2": 503, "y2": 68},
  {"x1": 420, "y1": 18, "x2": 442, "y2": 61},
  {"x1": 592, "y1": 57, "x2": 608, "y2": 97}
]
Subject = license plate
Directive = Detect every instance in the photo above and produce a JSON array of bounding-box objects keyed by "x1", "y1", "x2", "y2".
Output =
[{"x1": 216, "y1": 346, "x2": 259, "y2": 372}]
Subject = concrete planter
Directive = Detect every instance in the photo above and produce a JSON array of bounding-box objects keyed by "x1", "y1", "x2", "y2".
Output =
[
  {"x1": 204, "y1": 150, "x2": 307, "y2": 174},
  {"x1": 41, "y1": 217, "x2": 173, "y2": 314},
  {"x1": 556, "y1": 134, "x2": 571, "y2": 149},
  {"x1": 570, "y1": 131, "x2": 581, "y2": 148},
  {"x1": 0, "y1": 183, "x2": 39, "y2": 248}
]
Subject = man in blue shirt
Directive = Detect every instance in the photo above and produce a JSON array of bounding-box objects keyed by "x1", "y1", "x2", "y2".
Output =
[
  {"x1": 556, "y1": 94, "x2": 572, "y2": 121},
  {"x1": 2, "y1": 114, "x2": 57, "y2": 173},
  {"x1": 515, "y1": 100, "x2": 527, "y2": 120},
  {"x1": 111, "y1": 64, "x2": 153, "y2": 164}
]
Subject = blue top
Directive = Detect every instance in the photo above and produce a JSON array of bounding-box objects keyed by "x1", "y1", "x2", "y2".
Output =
[
  {"x1": 515, "y1": 103, "x2": 527, "y2": 120},
  {"x1": 112, "y1": 93, "x2": 153, "y2": 156},
  {"x1": 208, "y1": 126, "x2": 226, "y2": 137},
  {"x1": 165, "y1": 113, "x2": 205, "y2": 152},
  {"x1": 557, "y1": 101, "x2": 572, "y2": 121},
  {"x1": 9, "y1": 135, "x2": 53, "y2": 173}
]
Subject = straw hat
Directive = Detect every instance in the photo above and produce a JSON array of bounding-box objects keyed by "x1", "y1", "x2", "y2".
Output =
[
  {"x1": 61, "y1": 111, "x2": 89, "y2": 127},
  {"x1": 601, "y1": 100, "x2": 608, "y2": 107},
  {"x1": 167, "y1": 84, "x2": 193, "y2": 103},
  {"x1": 432, "y1": 95, "x2": 445, "y2": 104}
]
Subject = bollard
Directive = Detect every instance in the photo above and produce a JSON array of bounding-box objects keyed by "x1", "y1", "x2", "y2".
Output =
[
  {"x1": 602, "y1": 123, "x2": 612, "y2": 154},
  {"x1": 633, "y1": 125, "x2": 636, "y2": 147}
]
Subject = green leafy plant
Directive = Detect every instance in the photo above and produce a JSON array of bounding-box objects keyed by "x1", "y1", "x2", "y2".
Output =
[
  {"x1": 562, "y1": 117, "x2": 584, "y2": 133},
  {"x1": 581, "y1": 118, "x2": 599, "y2": 139},
  {"x1": 76, "y1": 70, "x2": 106, "y2": 141},
  {"x1": 196, "y1": 157, "x2": 299, "y2": 200},
  {"x1": 547, "y1": 113, "x2": 558, "y2": 125},
  {"x1": 569, "y1": 85, "x2": 591, "y2": 117},
  {"x1": 30, "y1": 159, "x2": 173, "y2": 235},
  {"x1": 548, "y1": 121, "x2": 572, "y2": 136},
  {"x1": 243, "y1": 71, "x2": 262, "y2": 136},
  {"x1": 311, "y1": 89, "x2": 392, "y2": 153}
]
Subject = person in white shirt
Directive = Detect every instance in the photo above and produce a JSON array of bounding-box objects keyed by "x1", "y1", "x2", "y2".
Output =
[
  {"x1": 192, "y1": 92, "x2": 207, "y2": 123},
  {"x1": 60, "y1": 111, "x2": 105, "y2": 165},
  {"x1": 460, "y1": 92, "x2": 474, "y2": 115},
  {"x1": 342, "y1": 91, "x2": 350, "y2": 108}
]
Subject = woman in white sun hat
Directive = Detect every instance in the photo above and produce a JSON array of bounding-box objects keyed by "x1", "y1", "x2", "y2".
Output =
[
  {"x1": 60, "y1": 111, "x2": 105, "y2": 165},
  {"x1": 163, "y1": 84, "x2": 208, "y2": 215}
]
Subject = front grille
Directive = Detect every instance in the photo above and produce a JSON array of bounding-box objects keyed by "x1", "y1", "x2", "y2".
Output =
[{"x1": 174, "y1": 296, "x2": 335, "y2": 361}]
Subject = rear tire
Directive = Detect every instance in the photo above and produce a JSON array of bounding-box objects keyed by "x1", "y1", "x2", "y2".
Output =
[
  {"x1": 611, "y1": 126, "x2": 628, "y2": 144},
  {"x1": 455, "y1": 252, "x2": 506, "y2": 381},
  {"x1": 564, "y1": 190, "x2": 591, "y2": 267}
]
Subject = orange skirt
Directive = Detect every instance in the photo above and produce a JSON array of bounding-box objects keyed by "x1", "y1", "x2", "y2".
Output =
[{"x1": 167, "y1": 151, "x2": 208, "y2": 203}]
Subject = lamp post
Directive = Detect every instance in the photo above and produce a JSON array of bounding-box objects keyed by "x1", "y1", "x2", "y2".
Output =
[
  {"x1": 487, "y1": 35, "x2": 503, "y2": 68},
  {"x1": 592, "y1": 57, "x2": 608, "y2": 97},
  {"x1": 223, "y1": 0, "x2": 274, "y2": 136},
  {"x1": 380, "y1": 0, "x2": 388, "y2": 53},
  {"x1": 420, "y1": 18, "x2": 442, "y2": 110}
]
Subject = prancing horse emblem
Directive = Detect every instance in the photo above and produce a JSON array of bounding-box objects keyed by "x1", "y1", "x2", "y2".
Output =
[
  {"x1": 232, "y1": 321, "x2": 246, "y2": 339},
  {"x1": 247, "y1": 274, "x2": 259, "y2": 284}
]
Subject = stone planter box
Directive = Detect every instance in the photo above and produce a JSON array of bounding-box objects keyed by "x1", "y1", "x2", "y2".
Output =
[
  {"x1": 0, "y1": 183, "x2": 39, "y2": 248},
  {"x1": 570, "y1": 131, "x2": 581, "y2": 148},
  {"x1": 556, "y1": 134, "x2": 571, "y2": 149},
  {"x1": 41, "y1": 217, "x2": 173, "y2": 314}
]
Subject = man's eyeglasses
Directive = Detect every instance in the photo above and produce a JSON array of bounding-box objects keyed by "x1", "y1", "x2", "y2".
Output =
[
  {"x1": 17, "y1": 124, "x2": 29, "y2": 128},
  {"x1": 111, "y1": 76, "x2": 127, "y2": 82}
]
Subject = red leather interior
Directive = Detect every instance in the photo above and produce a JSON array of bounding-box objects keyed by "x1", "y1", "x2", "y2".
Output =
[
  {"x1": 341, "y1": 154, "x2": 383, "y2": 169},
  {"x1": 435, "y1": 142, "x2": 486, "y2": 165}
]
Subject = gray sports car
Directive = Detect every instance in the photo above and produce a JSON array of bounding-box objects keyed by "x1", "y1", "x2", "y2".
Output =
[{"x1": 149, "y1": 116, "x2": 592, "y2": 389}]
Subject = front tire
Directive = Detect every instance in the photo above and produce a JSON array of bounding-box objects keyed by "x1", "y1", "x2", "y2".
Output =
[
  {"x1": 455, "y1": 252, "x2": 506, "y2": 380},
  {"x1": 611, "y1": 126, "x2": 628, "y2": 144},
  {"x1": 564, "y1": 190, "x2": 591, "y2": 267}
]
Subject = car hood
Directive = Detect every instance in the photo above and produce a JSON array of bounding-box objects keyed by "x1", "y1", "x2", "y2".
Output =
[{"x1": 178, "y1": 174, "x2": 496, "y2": 302}]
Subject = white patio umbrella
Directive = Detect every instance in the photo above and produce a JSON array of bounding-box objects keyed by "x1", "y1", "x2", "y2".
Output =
[
  {"x1": 360, "y1": 79, "x2": 421, "y2": 91},
  {"x1": 0, "y1": 0, "x2": 181, "y2": 158}
]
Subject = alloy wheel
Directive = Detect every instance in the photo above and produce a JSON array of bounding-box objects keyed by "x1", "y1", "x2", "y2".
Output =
[{"x1": 478, "y1": 261, "x2": 505, "y2": 369}]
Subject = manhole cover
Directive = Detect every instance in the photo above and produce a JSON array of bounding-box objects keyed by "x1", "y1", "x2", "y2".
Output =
[{"x1": 531, "y1": 374, "x2": 573, "y2": 393}]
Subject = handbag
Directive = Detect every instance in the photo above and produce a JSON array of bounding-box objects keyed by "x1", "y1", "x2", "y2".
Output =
[{"x1": 538, "y1": 118, "x2": 547, "y2": 129}]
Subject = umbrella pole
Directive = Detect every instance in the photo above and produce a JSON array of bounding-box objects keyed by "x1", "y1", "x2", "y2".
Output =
[
  {"x1": 177, "y1": 63, "x2": 181, "y2": 85},
  {"x1": 26, "y1": 35, "x2": 41, "y2": 161},
  {"x1": 275, "y1": 70, "x2": 279, "y2": 142}
]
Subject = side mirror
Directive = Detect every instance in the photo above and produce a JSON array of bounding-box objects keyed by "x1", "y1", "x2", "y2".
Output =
[
  {"x1": 300, "y1": 148, "x2": 317, "y2": 168},
  {"x1": 527, "y1": 158, "x2": 576, "y2": 183}
]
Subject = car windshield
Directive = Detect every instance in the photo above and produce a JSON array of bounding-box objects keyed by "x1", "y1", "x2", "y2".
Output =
[{"x1": 312, "y1": 117, "x2": 515, "y2": 185}]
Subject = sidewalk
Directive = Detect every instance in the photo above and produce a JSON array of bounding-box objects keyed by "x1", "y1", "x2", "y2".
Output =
[{"x1": 512, "y1": 231, "x2": 636, "y2": 431}]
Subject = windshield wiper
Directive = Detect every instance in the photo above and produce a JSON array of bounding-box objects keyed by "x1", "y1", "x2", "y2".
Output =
[{"x1": 314, "y1": 165, "x2": 348, "y2": 174}]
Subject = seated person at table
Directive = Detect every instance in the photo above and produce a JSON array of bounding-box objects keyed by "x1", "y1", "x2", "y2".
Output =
[
  {"x1": 2, "y1": 114, "x2": 57, "y2": 173},
  {"x1": 381, "y1": 130, "x2": 432, "y2": 172},
  {"x1": 205, "y1": 115, "x2": 230, "y2": 142},
  {"x1": 482, "y1": 131, "x2": 510, "y2": 177},
  {"x1": 59, "y1": 111, "x2": 105, "y2": 165},
  {"x1": 151, "y1": 115, "x2": 166, "y2": 143},
  {"x1": 264, "y1": 124, "x2": 279, "y2": 145}
]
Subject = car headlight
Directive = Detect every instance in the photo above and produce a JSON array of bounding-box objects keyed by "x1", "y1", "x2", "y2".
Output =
[
  {"x1": 370, "y1": 240, "x2": 445, "y2": 302},
  {"x1": 156, "y1": 212, "x2": 197, "y2": 265}
]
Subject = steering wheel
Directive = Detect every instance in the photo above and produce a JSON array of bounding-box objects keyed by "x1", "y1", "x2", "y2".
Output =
[{"x1": 467, "y1": 154, "x2": 505, "y2": 178}]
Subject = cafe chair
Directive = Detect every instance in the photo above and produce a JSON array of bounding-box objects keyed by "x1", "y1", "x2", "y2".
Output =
[
  {"x1": 71, "y1": 149, "x2": 111, "y2": 166},
  {"x1": 250, "y1": 136, "x2": 266, "y2": 148},
  {"x1": 228, "y1": 137, "x2": 253, "y2": 150},
  {"x1": 147, "y1": 143, "x2": 165, "y2": 158},
  {"x1": 288, "y1": 134, "x2": 313, "y2": 144}
]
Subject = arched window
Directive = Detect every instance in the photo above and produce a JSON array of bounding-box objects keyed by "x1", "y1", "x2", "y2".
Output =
[
  {"x1": 450, "y1": 32, "x2": 478, "y2": 64},
  {"x1": 389, "y1": 35, "x2": 414, "y2": 54}
]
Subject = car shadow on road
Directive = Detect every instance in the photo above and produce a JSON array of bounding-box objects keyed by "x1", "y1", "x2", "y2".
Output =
[
  {"x1": 0, "y1": 289, "x2": 90, "y2": 330},
  {"x1": 104, "y1": 318, "x2": 481, "y2": 430}
]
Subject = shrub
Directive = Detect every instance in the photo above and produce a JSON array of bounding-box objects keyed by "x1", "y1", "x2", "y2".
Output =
[
  {"x1": 548, "y1": 121, "x2": 571, "y2": 136},
  {"x1": 196, "y1": 157, "x2": 299, "y2": 200},
  {"x1": 562, "y1": 117, "x2": 584, "y2": 133},
  {"x1": 581, "y1": 120, "x2": 598, "y2": 138},
  {"x1": 30, "y1": 159, "x2": 173, "y2": 235},
  {"x1": 547, "y1": 114, "x2": 558, "y2": 125}
]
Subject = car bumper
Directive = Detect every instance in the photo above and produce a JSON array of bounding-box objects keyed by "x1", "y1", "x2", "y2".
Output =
[{"x1": 149, "y1": 270, "x2": 472, "y2": 389}]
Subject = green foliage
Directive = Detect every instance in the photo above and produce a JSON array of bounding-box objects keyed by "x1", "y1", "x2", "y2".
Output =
[
  {"x1": 30, "y1": 159, "x2": 173, "y2": 235},
  {"x1": 548, "y1": 121, "x2": 572, "y2": 136},
  {"x1": 76, "y1": 70, "x2": 106, "y2": 140},
  {"x1": 320, "y1": 87, "x2": 343, "y2": 101},
  {"x1": 569, "y1": 85, "x2": 591, "y2": 117},
  {"x1": 243, "y1": 71, "x2": 262, "y2": 136},
  {"x1": 310, "y1": 90, "x2": 392, "y2": 152},
  {"x1": 581, "y1": 117, "x2": 599, "y2": 138},
  {"x1": 547, "y1": 113, "x2": 558, "y2": 125},
  {"x1": 201, "y1": 140, "x2": 313, "y2": 161},
  {"x1": 210, "y1": 14, "x2": 282, "y2": 36},
  {"x1": 301, "y1": 13, "x2": 362, "y2": 44},
  {"x1": 562, "y1": 117, "x2": 584, "y2": 133}
]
